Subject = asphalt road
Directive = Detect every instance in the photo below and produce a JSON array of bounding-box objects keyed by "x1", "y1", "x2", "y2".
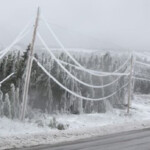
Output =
[{"x1": 17, "y1": 128, "x2": 150, "y2": 150}]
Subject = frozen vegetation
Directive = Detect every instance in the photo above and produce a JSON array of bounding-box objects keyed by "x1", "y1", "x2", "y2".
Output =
[
  {"x1": 0, "y1": 46, "x2": 150, "y2": 149},
  {"x1": 0, "y1": 46, "x2": 130, "y2": 117},
  {"x1": 0, "y1": 95, "x2": 150, "y2": 149}
]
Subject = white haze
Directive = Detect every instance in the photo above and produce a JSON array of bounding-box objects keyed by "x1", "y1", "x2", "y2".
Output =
[{"x1": 0, "y1": 0, "x2": 150, "y2": 51}]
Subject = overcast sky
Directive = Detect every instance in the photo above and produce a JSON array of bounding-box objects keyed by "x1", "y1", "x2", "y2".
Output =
[{"x1": 0, "y1": 0, "x2": 150, "y2": 50}]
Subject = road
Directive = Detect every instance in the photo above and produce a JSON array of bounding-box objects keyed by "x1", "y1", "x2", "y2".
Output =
[{"x1": 17, "y1": 128, "x2": 150, "y2": 150}]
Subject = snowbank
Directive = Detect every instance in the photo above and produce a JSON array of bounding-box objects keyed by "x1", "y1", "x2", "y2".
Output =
[{"x1": 0, "y1": 95, "x2": 150, "y2": 150}]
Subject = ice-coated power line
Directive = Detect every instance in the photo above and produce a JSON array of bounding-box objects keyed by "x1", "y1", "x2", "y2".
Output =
[
  {"x1": 0, "y1": 27, "x2": 31, "y2": 58},
  {"x1": 0, "y1": 73, "x2": 14, "y2": 86},
  {"x1": 133, "y1": 76, "x2": 150, "y2": 82},
  {"x1": 0, "y1": 50, "x2": 5, "y2": 55},
  {"x1": 38, "y1": 32, "x2": 129, "y2": 89},
  {"x1": 59, "y1": 59, "x2": 130, "y2": 76},
  {"x1": 0, "y1": 27, "x2": 31, "y2": 60},
  {"x1": 0, "y1": 19, "x2": 33, "y2": 60},
  {"x1": 33, "y1": 57, "x2": 128, "y2": 101},
  {"x1": 41, "y1": 15, "x2": 131, "y2": 77},
  {"x1": 135, "y1": 60, "x2": 150, "y2": 68}
]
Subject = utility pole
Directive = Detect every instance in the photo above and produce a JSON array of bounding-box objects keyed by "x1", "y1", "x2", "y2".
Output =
[
  {"x1": 127, "y1": 55, "x2": 133, "y2": 114},
  {"x1": 20, "y1": 7, "x2": 40, "y2": 121}
]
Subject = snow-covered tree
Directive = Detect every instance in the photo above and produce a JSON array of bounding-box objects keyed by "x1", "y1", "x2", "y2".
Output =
[
  {"x1": 0, "y1": 87, "x2": 3, "y2": 117},
  {"x1": 3, "y1": 93, "x2": 11, "y2": 118},
  {"x1": 2, "y1": 57, "x2": 7, "y2": 78},
  {"x1": 10, "y1": 84, "x2": 16, "y2": 118},
  {"x1": 15, "y1": 87, "x2": 20, "y2": 119}
]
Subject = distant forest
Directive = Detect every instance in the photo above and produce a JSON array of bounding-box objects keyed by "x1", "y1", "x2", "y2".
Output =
[{"x1": 0, "y1": 46, "x2": 150, "y2": 119}]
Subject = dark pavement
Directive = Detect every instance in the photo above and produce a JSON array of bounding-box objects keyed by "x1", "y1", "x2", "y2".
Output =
[{"x1": 15, "y1": 128, "x2": 150, "y2": 150}]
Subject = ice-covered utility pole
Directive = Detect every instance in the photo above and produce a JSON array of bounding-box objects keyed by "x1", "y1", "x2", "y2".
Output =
[
  {"x1": 127, "y1": 55, "x2": 133, "y2": 113},
  {"x1": 20, "y1": 7, "x2": 40, "y2": 121}
]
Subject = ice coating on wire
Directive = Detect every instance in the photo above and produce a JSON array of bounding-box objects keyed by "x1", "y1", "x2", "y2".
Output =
[
  {"x1": 59, "y1": 59, "x2": 130, "y2": 76},
  {"x1": 41, "y1": 15, "x2": 131, "y2": 77},
  {"x1": 133, "y1": 76, "x2": 150, "y2": 82},
  {"x1": 135, "y1": 60, "x2": 150, "y2": 68},
  {"x1": 0, "y1": 19, "x2": 33, "y2": 60},
  {"x1": 38, "y1": 32, "x2": 129, "y2": 89},
  {"x1": 33, "y1": 57, "x2": 128, "y2": 101},
  {"x1": 0, "y1": 73, "x2": 14, "y2": 85}
]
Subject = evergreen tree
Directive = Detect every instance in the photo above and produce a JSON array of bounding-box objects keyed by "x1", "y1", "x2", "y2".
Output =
[
  {"x1": 16, "y1": 44, "x2": 30, "y2": 80},
  {"x1": 2, "y1": 57, "x2": 7, "y2": 78}
]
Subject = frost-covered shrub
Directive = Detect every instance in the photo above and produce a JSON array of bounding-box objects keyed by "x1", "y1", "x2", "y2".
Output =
[
  {"x1": 0, "y1": 84, "x2": 21, "y2": 119},
  {"x1": 57, "y1": 123, "x2": 65, "y2": 130},
  {"x1": 35, "y1": 120, "x2": 44, "y2": 127},
  {"x1": 48, "y1": 117, "x2": 69, "y2": 130}
]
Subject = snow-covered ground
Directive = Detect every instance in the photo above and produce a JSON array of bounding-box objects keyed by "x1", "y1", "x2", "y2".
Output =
[{"x1": 0, "y1": 95, "x2": 150, "y2": 150}]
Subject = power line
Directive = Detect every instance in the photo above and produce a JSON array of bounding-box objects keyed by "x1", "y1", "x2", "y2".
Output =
[
  {"x1": 41, "y1": 15, "x2": 131, "y2": 77},
  {"x1": 0, "y1": 20, "x2": 33, "y2": 60},
  {"x1": 133, "y1": 76, "x2": 150, "y2": 82},
  {"x1": 34, "y1": 57, "x2": 128, "y2": 101},
  {"x1": 135, "y1": 60, "x2": 150, "y2": 68},
  {"x1": 59, "y1": 59, "x2": 130, "y2": 76},
  {"x1": 0, "y1": 73, "x2": 14, "y2": 86},
  {"x1": 38, "y1": 32, "x2": 129, "y2": 89}
]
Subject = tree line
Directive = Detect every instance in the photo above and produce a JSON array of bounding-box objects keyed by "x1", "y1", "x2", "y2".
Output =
[{"x1": 1, "y1": 46, "x2": 147, "y2": 119}]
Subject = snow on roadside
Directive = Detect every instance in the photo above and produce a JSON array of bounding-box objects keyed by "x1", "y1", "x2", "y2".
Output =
[{"x1": 0, "y1": 95, "x2": 150, "y2": 150}]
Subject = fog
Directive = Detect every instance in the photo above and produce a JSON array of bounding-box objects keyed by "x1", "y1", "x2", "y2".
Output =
[{"x1": 0, "y1": 0, "x2": 150, "y2": 51}]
